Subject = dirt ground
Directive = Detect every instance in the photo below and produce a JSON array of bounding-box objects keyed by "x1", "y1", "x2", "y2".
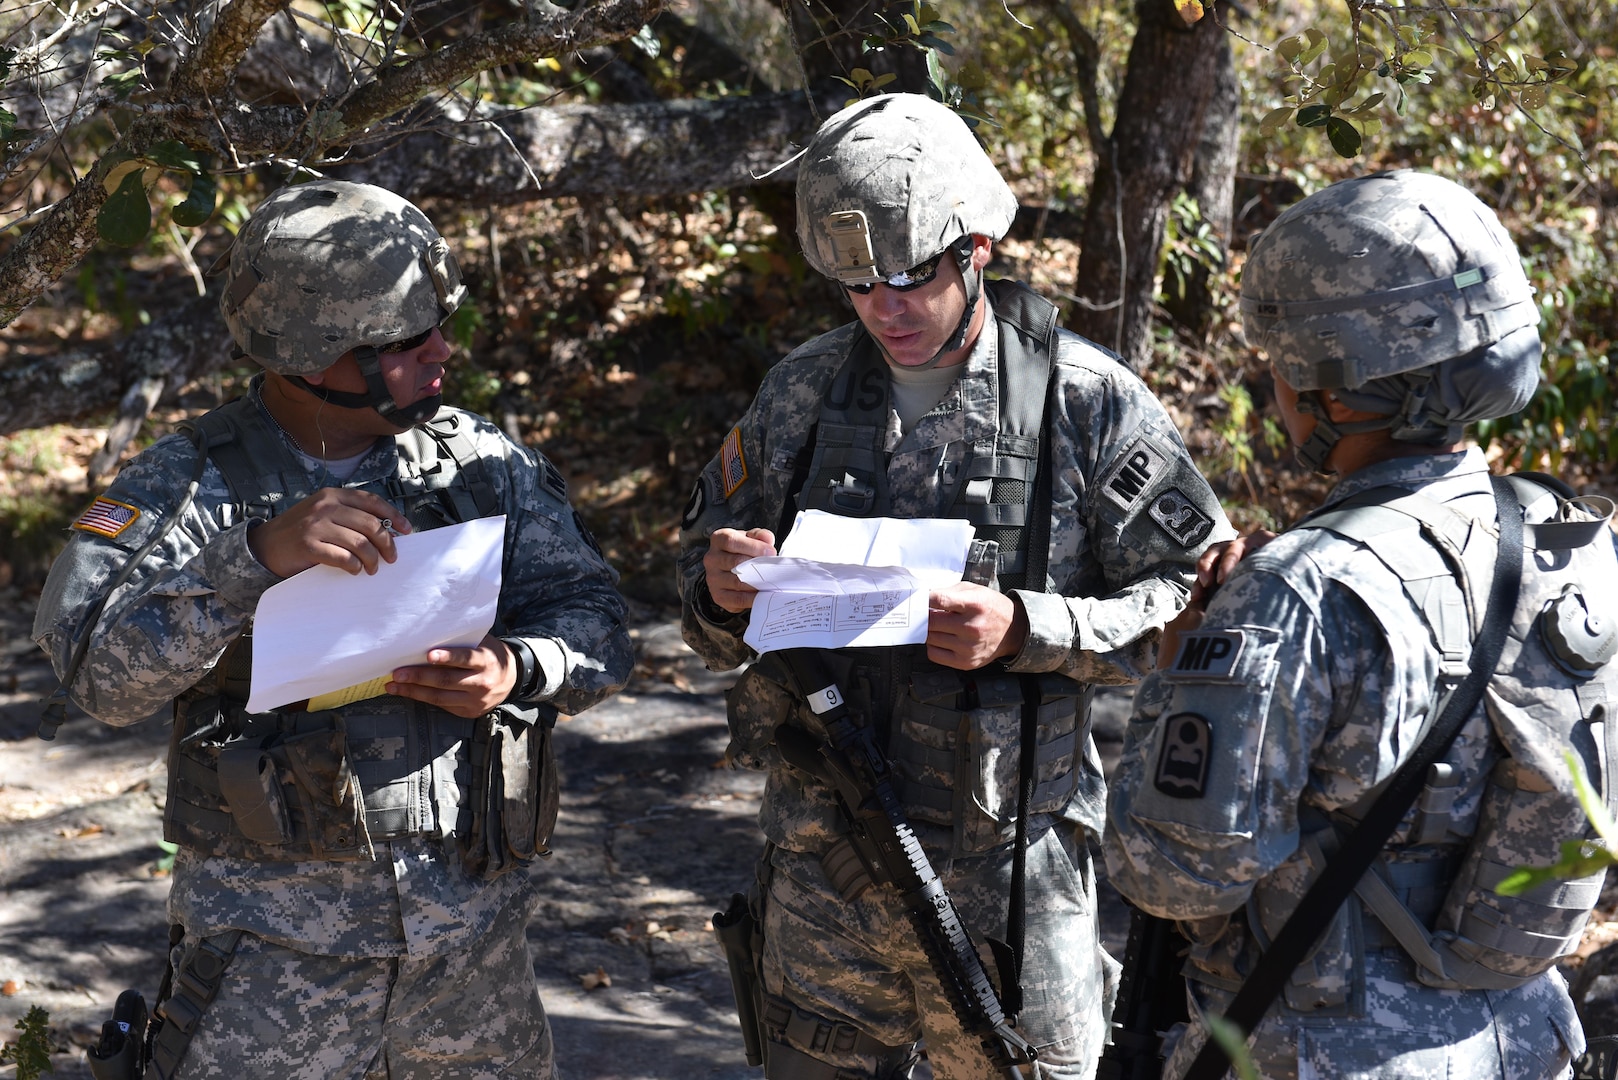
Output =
[{"x1": 4, "y1": 583, "x2": 1618, "y2": 1078}]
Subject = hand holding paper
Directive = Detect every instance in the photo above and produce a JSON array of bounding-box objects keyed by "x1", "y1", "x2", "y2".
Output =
[
  {"x1": 734, "y1": 510, "x2": 975, "y2": 653},
  {"x1": 247, "y1": 516, "x2": 505, "y2": 713}
]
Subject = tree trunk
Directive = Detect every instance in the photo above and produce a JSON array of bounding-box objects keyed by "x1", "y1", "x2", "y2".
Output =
[
  {"x1": 1161, "y1": 23, "x2": 1240, "y2": 342},
  {"x1": 0, "y1": 297, "x2": 228, "y2": 439},
  {"x1": 1070, "y1": 0, "x2": 1229, "y2": 369},
  {"x1": 334, "y1": 92, "x2": 816, "y2": 204}
]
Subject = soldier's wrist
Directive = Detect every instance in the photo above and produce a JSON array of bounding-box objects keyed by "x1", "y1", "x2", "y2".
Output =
[{"x1": 500, "y1": 636, "x2": 546, "y2": 702}]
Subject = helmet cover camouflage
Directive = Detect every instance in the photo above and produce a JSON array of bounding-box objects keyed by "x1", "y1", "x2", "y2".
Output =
[
  {"x1": 1240, "y1": 170, "x2": 1538, "y2": 392},
  {"x1": 795, "y1": 94, "x2": 1017, "y2": 285},
  {"x1": 218, "y1": 180, "x2": 465, "y2": 376}
]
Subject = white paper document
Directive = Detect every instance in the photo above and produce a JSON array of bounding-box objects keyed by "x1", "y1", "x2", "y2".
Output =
[
  {"x1": 735, "y1": 511, "x2": 974, "y2": 653},
  {"x1": 246, "y1": 515, "x2": 506, "y2": 713}
]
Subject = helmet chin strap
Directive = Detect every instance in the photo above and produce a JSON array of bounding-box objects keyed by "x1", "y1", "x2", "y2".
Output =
[
  {"x1": 289, "y1": 346, "x2": 442, "y2": 426},
  {"x1": 1292, "y1": 392, "x2": 1395, "y2": 473}
]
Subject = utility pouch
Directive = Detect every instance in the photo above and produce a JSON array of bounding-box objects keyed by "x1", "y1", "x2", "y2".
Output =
[
  {"x1": 214, "y1": 743, "x2": 290, "y2": 846},
  {"x1": 276, "y1": 719, "x2": 368, "y2": 859},
  {"x1": 166, "y1": 707, "x2": 368, "y2": 861},
  {"x1": 86, "y1": 989, "x2": 148, "y2": 1080},
  {"x1": 462, "y1": 704, "x2": 559, "y2": 881}
]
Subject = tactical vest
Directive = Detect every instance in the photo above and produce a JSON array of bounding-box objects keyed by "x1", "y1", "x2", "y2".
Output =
[
  {"x1": 163, "y1": 395, "x2": 528, "y2": 865},
  {"x1": 768, "y1": 281, "x2": 1088, "y2": 858},
  {"x1": 1295, "y1": 476, "x2": 1618, "y2": 993}
]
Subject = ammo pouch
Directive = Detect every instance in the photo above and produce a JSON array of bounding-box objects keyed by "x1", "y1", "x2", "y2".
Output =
[
  {"x1": 461, "y1": 703, "x2": 560, "y2": 882},
  {"x1": 893, "y1": 665, "x2": 1087, "y2": 856},
  {"x1": 166, "y1": 698, "x2": 369, "y2": 861}
]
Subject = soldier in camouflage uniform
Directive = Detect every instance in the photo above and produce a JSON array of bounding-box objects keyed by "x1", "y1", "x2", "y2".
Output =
[
  {"x1": 678, "y1": 94, "x2": 1231, "y2": 1079},
  {"x1": 1106, "y1": 171, "x2": 1618, "y2": 1079},
  {"x1": 33, "y1": 180, "x2": 633, "y2": 1080}
]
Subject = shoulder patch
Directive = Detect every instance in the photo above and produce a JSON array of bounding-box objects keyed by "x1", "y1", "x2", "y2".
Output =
[
  {"x1": 720, "y1": 427, "x2": 749, "y2": 499},
  {"x1": 1168, "y1": 629, "x2": 1247, "y2": 679},
  {"x1": 1155, "y1": 712, "x2": 1212, "y2": 799},
  {"x1": 1099, "y1": 437, "x2": 1169, "y2": 513},
  {"x1": 72, "y1": 496, "x2": 141, "y2": 539},
  {"x1": 681, "y1": 477, "x2": 706, "y2": 531},
  {"x1": 1149, "y1": 487, "x2": 1215, "y2": 548},
  {"x1": 541, "y1": 461, "x2": 568, "y2": 502}
]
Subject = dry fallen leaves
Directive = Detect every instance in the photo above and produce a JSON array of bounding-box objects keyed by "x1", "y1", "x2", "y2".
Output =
[
  {"x1": 1, "y1": 980, "x2": 19, "y2": 996},
  {"x1": 580, "y1": 967, "x2": 612, "y2": 991},
  {"x1": 58, "y1": 823, "x2": 104, "y2": 839}
]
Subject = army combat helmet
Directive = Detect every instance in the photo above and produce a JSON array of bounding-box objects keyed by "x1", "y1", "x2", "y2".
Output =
[
  {"x1": 1241, "y1": 170, "x2": 1540, "y2": 470},
  {"x1": 218, "y1": 179, "x2": 465, "y2": 424},
  {"x1": 796, "y1": 93, "x2": 1018, "y2": 368}
]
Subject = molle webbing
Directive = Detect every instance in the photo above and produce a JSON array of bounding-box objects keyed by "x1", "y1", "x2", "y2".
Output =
[{"x1": 798, "y1": 279, "x2": 1060, "y2": 591}]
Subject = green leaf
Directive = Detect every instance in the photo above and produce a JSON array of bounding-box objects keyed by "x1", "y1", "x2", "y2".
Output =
[
  {"x1": 172, "y1": 169, "x2": 217, "y2": 227},
  {"x1": 1405, "y1": 49, "x2": 1433, "y2": 68},
  {"x1": 1299, "y1": 28, "x2": 1329, "y2": 66},
  {"x1": 872, "y1": 72, "x2": 898, "y2": 90},
  {"x1": 97, "y1": 167, "x2": 152, "y2": 247},
  {"x1": 1277, "y1": 34, "x2": 1307, "y2": 64},
  {"x1": 926, "y1": 50, "x2": 948, "y2": 102},
  {"x1": 917, "y1": 34, "x2": 954, "y2": 55},
  {"x1": 0, "y1": 105, "x2": 15, "y2": 143},
  {"x1": 1259, "y1": 106, "x2": 1294, "y2": 136},
  {"x1": 1206, "y1": 1015, "x2": 1261, "y2": 1080},
  {"x1": 1521, "y1": 85, "x2": 1548, "y2": 111},
  {"x1": 903, "y1": 12, "x2": 920, "y2": 35},
  {"x1": 147, "y1": 138, "x2": 203, "y2": 173},
  {"x1": 1326, "y1": 116, "x2": 1363, "y2": 157},
  {"x1": 1297, "y1": 103, "x2": 1331, "y2": 128},
  {"x1": 1568, "y1": 750, "x2": 1618, "y2": 843}
]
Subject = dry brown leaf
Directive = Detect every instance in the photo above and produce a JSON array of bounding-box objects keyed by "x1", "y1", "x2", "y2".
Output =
[
  {"x1": 580, "y1": 967, "x2": 612, "y2": 991},
  {"x1": 58, "y1": 823, "x2": 105, "y2": 839},
  {"x1": 1, "y1": 980, "x2": 19, "y2": 996}
]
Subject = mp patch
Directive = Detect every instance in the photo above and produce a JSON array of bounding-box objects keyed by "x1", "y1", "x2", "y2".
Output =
[
  {"x1": 720, "y1": 427, "x2": 749, "y2": 499},
  {"x1": 1170, "y1": 629, "x2": 1246, "y2": 680},
  {"x1": 73, "y1": 496, "x2": 140, "y2": 539},
  {"x1": 1099, "y1": 438, "x2": 1169, "y2": 513},
  {"x1": 1155, "y1": 712, "x2": 1212, "y2": 799},
  {"x1": 1148, "y1": 486, "x2": 1214, "y2": 547}
]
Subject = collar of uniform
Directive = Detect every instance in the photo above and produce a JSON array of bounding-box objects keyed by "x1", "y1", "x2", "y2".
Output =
[
  {"x1": 246, "y1": 374, "x2": 401, "y2": 486},
  {"x1": 1320, "y1": 445, "x2": 1489, "y2": 512},
  {"x1": 948, "y1": 297, "x2": 1001, "y2": 445}
]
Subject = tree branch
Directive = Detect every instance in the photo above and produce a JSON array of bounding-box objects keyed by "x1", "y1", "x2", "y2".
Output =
[
  {"x1": 336, "y1": 0, "x2": 664, "y2": 130},
  {"x1": 170, "y1": 0, "x2": 287, "y2": 99}
]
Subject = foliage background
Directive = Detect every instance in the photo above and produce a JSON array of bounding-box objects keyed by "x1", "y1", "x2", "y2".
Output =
[{"x1": 1, "y1": 0, "x2": 1614, "y2": 603}]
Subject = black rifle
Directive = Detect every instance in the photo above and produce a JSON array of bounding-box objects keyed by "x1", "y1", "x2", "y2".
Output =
[
  {"x1": 1096, "y1": 907, "x2": 1190, "y2": 1080},
  {"x1": 773, "y1": 648, "x2": 1037, "y2": 1079}
]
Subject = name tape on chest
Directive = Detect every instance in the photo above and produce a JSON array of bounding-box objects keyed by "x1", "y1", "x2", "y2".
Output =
[
  {"x1": 1169, "y1": 629, "x2": 1247, "y2": 680},
  {"x1": 73, "y1": 496, "x2": 141, "y2": 539},
  {"x1": 720, "y1": 427, "x2": 749, "y2": 499},
  {"x1": 1155, "y1": 712, "x2": 1211, "y2": 799},
  {"x1": 1099, "y1": 438, "x2": 1168, "y2": 513}
]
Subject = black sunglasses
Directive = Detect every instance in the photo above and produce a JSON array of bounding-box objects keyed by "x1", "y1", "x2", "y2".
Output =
[
  {"x1": 377, "y1": 325, "x2": 437, "y2": 355},
  {"x1": 842, "y1": 250, "x2": 950, "y2": 295}
]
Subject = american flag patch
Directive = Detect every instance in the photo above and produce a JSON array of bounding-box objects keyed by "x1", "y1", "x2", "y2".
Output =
[
  {"x1": 73, "y1": 497, "x2": 141, "y2": 539},
  {"x1": 719, "y1": 427, "x2": 748, "y2": 499}
]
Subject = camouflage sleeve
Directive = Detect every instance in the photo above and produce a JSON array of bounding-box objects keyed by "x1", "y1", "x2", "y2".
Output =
[
  {"x1": 476, "y1": 418, "x2": 633, "y2": 715},
  {"x1": 1102, "y1": 544, "x2": 1393, "y2": 919},
  {"x1": 675, "y1": 328, "x2": 851, "y2": 672},
  {"x1": 1004, "y1": 335, "x2": 1234, "y2": 683},
  {"x1": 31, "y1": 434, "x2": 278, "y2": 725}
]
